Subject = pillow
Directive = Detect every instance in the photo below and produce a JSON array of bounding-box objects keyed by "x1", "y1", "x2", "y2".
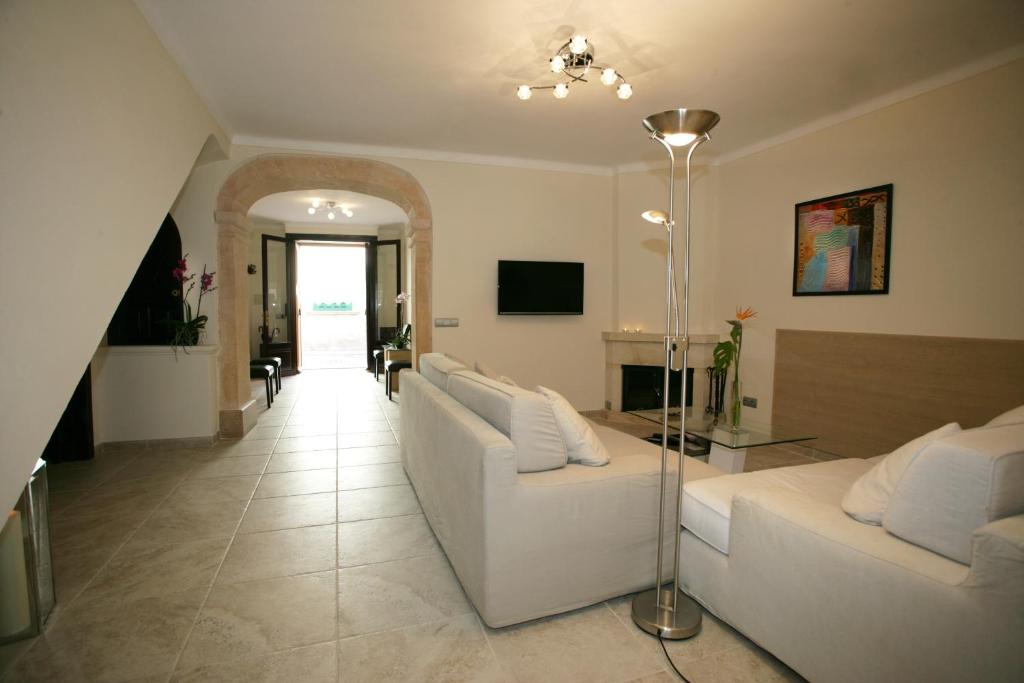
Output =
[
  {"x1": 537, "y1": 386, "x2": 610, "y2": 466},
  {"x1": 418, "y1": 353, "x2": 466, "y2": 392},
  {"x1": 988, "y1": 404, "x2": 1024, "y2": 427},
  {"x1": 474, "y1": 361, "x2": 500, "y2": 381},
  {"x1": 841, "y1": 422, "x2": 961, "y2": 524}
]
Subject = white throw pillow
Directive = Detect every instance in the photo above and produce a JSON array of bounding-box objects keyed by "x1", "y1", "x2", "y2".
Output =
[
  {"x1": 474, "y1": 361, "x2": 500, "y2": 381},
  {"x1": 537, "y1": 386, "x2": 610, "y2": 466},
  {"x1": 987, "y1": 404, "x2": 1024, "y2": 427},
  {"x1": 841, "y1": 422, "x2": 961, "y2": 525}
]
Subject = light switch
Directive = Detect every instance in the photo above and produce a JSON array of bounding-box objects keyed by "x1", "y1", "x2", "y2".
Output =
[{"x1": 434, "y1": 318, "x2": 460, "y2": 327}]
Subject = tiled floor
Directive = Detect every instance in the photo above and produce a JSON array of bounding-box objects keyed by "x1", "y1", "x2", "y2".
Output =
[{"x1": 0, "y1": 369, "x2": 803, "y2": 682}]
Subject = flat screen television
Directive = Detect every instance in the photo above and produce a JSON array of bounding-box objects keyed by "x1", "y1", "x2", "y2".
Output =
[{"x1": 497, "y1": 260, "x2": 584, "y2": 315}]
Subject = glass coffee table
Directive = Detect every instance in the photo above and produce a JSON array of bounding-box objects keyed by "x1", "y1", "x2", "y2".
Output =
[{"x1": 628, "y1": 408, "x2": 816, "y2": 473}]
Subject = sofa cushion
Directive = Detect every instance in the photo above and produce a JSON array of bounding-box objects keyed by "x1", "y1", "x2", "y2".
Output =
[
  {"x1": 682, "y1": 458, "x2": 877, "y2": 554},
  {"x1": 448, "y1": 370, "x2": 567, "y2": 472},
  {"x1": 418, "y1": 353, "x2": 467, "y2": 392},
  {"x1": 474, "y1": 361, "x2": 500, "y2": 381},
  {"x1": 841, "y1": 423, "x2": 961, "y2": 525},
  {"x1": 988, "y1": 404, "x2": 1024, "y2": 427},
  {"x1": 536, "y1": 386, "x2": 609, "y2": 466},
  {"x1": 884, "y1": 422, "x2": 1024, "y2": 565}
]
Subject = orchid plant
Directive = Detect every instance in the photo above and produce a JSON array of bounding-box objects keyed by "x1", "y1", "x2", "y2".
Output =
[
  {"x1": 390, "y1": 291, "x2": 411, "y2": 348},
  {"x1": 168, "y1": 254, "x2": 217, "y2": 350},
  {"x1": 713, "y1": 306, "x2": 757, "y2": 429}
]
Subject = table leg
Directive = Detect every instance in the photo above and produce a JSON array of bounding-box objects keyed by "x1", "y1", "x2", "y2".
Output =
[{"x1": 709, "y1": 444, "x2": 747, "y2": 473}]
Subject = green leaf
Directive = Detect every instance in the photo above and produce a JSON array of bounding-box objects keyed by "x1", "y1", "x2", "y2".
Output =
[{"x1": 713, "y1": 341, "x2": 735, "y2": 373}]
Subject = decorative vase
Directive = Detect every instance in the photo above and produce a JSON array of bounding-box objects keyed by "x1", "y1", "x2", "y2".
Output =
[{"x1": 730, "y1": 379, "x2": 742, "y2": 431}]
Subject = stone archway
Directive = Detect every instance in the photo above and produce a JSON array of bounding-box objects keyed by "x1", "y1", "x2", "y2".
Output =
[{"x1": 215, "y1": 154, "x2": 432, "y2": 435}]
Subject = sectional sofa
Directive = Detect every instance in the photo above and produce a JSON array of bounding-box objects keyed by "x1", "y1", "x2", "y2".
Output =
[{"x1": 399, "y1": 353, "x2": 721, "y2": 627}]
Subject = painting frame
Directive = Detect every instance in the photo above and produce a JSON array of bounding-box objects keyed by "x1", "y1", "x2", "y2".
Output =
[{"x1": 792, "y1": 183, "x2": 893, "y2": 297}]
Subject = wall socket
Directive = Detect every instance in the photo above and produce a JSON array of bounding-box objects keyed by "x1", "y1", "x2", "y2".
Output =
[
  {"x1": 742, "y1": 396, "x2": 758, "y2": 408},
  {"x1": 434, "y1": 318, "x2": 459, "y2": 327}
]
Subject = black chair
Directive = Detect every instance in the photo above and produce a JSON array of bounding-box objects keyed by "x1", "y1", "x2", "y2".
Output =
[
  {"x1": 250, "y1": 364, "x2": 275, "y2": 408},
  {"x1": 372, "y1": 349, "x2": 385, "y2": 382},
  {"x1": 385, "y1": 360, "x2": 411, "y2": 400},
  {"x1": 251, "y1": 356, "x2": 282, "y2": 392}
]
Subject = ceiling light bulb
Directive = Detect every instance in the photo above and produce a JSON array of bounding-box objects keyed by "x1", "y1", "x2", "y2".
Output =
[
  {"x1": 516, "y1": 85, "x2": 532, "y2": 100},
  {"x1": 663, "y1": 132, "x2": 698, "y2": 146},
  {"x1": 553, "y1": 83, "x2": 569, "y2": 99},
  {"x1": 307, "y1": 207, "x2": 316, "y2": 215},
  {"x1": 616, "y1": 83, "x2": 633, "y2": 100},
  {"x1": 600, "y1": 68, "x2": 617, "y2": 86},
  {"x1": 569, "y1": 35, "x2": 587, "y2": 55},
  {"x1": 327, "y1": 211, "x2": 335, "y2": 220},
  {"x1": 343, "y1": 208, "x2": 353, "y2": 217},
  {"x1": 550, "y1": 55, "x2": 565, "y2": 73},
  {"x1": 311, "y1": 199, "x2": 320, "y2": 208}
]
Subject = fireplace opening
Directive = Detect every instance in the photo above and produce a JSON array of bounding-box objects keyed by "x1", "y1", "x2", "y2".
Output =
[{"x1": 621, "y1": 365, "x2": 693, "y2": 412}]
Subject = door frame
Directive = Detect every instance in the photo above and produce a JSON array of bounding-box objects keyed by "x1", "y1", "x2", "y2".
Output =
[
  {"x1": 287, "y1": 233, "x2": 378, "y2": 371},
  {"x1": 376, "y1": 239, "x2": 402, "y2": 340}
]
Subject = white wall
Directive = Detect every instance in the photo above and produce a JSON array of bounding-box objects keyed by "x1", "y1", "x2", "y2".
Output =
[
  {"x1": 707, "y1": 58, "x2": 1024, "y2": 424},
  {"x1": 172, "y1": 147, "x2": 615, "y2": 410},
  {"x1": 0, "y1": 1, "x2": 225, "y2": 511},
  {"x1": 92, "y1": 346, "x2": 219, "y2": 444}
]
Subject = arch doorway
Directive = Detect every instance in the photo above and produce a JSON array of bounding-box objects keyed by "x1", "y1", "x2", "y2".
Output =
[{"x1": 214, "y1": 154, "x2": 432, "y2": 436}]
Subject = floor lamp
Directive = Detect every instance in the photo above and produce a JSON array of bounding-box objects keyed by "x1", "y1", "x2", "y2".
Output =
[{"x1": 631, "y1": 108, "x2": 720, "y2": 640}]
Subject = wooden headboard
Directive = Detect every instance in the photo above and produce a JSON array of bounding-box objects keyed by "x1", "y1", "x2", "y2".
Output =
[{"x1": 772, "y1": 329, "x2": 1024, "y2": 459}]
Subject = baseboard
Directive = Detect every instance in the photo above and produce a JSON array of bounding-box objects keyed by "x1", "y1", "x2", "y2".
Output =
[
  {"x1": 219, "y1": 399, "x2": 261, "y2": 438},
  {"x1": 95, "y1": 434, "x2": 219, "y2": 453}
]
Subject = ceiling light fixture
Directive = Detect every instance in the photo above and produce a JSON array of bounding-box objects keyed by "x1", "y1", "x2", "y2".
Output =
[
  {"x1": 307, "y1": 200, "x2": 353, "y2": 220},
  {"x1": 516, "y1": 34, "x2": 631, "y2": 101}
]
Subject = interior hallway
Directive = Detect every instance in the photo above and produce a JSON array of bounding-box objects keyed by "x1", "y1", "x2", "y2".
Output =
[{"x1": 1, "y1": 370, "x2": 801, "y2": 682}]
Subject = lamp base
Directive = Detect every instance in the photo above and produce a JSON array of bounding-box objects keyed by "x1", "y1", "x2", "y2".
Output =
[{"x1": 631, "y1": 587, "x2": 702, "y2": 640}]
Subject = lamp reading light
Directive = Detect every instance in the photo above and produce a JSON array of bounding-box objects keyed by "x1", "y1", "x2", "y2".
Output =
[{"x1": 641, "y1": 210, "x2": 670, "y2": 225}]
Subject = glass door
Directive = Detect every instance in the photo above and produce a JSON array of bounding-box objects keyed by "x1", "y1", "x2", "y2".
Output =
[
  {"x1": 261, "y1": 235, "x2": 295, "y2": 371},
  {"x1": 375, "y1": 240, "x2": 401, "y2": 345}
]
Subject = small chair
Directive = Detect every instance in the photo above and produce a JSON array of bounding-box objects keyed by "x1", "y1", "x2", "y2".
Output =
[
  {"x1": 372, "y1": 348, "x2": 385, "y2": 381},
  {"x1": 384, "y1": 360, "x2": 411, "y2": 400},
  {"x1": 251, "y1": 356, "x2": 282, "y2": 393},
  {"x1": 250, "y1": 364, "x2": 275, "y2": 408}
]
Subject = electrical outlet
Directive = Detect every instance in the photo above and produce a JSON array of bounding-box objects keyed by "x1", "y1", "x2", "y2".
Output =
[{"x1": 742, "y1": 396, "x2": 758, "y2": 408}]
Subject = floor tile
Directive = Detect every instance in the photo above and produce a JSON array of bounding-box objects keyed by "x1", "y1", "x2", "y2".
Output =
[
  {"x1": 337, "y1": 554, "x2": 471, "y2": 638},
  {"x1": 243, "y1": 425, "x2": 285, "y2": 441},
  {"x1": 218, "y1": 524, "x2": 336, "y2": 584},
  {"x1": 336, "y1": 420, "x2": 392, "y2": 434},
  {"x1": 171, "y1": 475, "x2": 261, "y2": 504},
  {"x1": 338, "y1": 445, "x2": 402, "y2": 467},
  {"x1": 265, "y1": 450, "x2": 337, "y2": 473},
  {"x1": 133, "y1": 499, "x2": 246, "y2": 546},
  {"x1": 189, "y1": 454, "x2": 270, "y2": 479},
  {"x1": 179, "y1": 571, "x2": 337, "y2": 669},
  {"x1": 51, "y1": 511, "x2": 143, "y2": 558},
  {"x1": 254, "y1": 413, "x2": 288, "y2": 427},
  {"x1": 485, "y1": 604, "x2": 663, "y2": 683},
  {"x1": 279, "y1": 424, "x2": 338, "y2": 438},
  {"x1": 172, "y1": 641, "x2": 337, "y2": 682},
  {"x1": 338, "y1": 514, "x2": 437, "y2": 567},
  {"x1": 108, "y1": 453, "x2": 197, "y2": 482},
  {"x1": 337, "y1": 463, "x2": 407, "y2": 490},
  {"x1": 212, "y1": 439, "x2": 278, "y2": 457},
  {"x1": 239, "y1": 492, "x2": 337, "y2": 533},
  {"x1": 338, "y1": 432, "x2": 397, "y2": 449},
  {"x1": 79, "y1": 537, "x2": 230, "y2": 604},
  {"x1": 274, "y1": 435, "x2": 337, "y2": 453},
  {"x1": 5, "y1": 589, "x2": 204, "y2": 682},
  {"x1": 255, "y1": 468, "x2": 337, "y2": 498},
  {"x1": 335, "y1": 614, "x2": 508, "y2": 683},
  {"x1": 338, "y1": 484, "x2": 420, "y2": 522}
]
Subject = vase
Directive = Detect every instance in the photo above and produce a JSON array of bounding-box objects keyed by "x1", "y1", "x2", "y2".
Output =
[{"x1": 730, "y1": 379, "x2": 742, "y2": 431}]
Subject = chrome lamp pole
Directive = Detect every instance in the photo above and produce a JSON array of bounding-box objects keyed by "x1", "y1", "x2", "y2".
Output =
[{"x1": 631, "y1": 108, "x2": 720, "y2": 640}]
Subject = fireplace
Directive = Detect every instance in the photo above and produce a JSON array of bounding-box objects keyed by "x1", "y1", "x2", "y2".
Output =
[{"x1": 621, "y1": 365, "x2": 693, "y2": 412}]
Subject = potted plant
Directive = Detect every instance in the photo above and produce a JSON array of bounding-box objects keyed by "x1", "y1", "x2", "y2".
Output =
[
  {"x1": 713, "y1": 306, "x2": 756, "y2": 430},
  {"x1": 167, "y1": 254, "x2": 217, "y2": 352}
]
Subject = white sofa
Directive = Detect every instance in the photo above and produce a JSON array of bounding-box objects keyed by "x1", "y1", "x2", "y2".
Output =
[
  {"x1": 679, "y1": 421, "x2": 1024, "y2": 683},
  {"x1": 400, "y1": 353, "x2": 721, "y2": 627}
]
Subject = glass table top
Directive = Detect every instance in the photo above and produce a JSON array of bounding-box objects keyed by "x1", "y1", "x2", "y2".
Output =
[{"x1": 627, "y1": 408, "x2": 817, "y2": 450}]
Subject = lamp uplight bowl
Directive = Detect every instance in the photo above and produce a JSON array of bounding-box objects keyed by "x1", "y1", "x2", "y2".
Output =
[{"x1": 642, "y1": 109, "x2": 721, "y2": 146}]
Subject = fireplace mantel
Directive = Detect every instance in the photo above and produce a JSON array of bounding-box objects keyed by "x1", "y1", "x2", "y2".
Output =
[{"x1": 602, "y1": 331, "x2": 720, "y2": 412}]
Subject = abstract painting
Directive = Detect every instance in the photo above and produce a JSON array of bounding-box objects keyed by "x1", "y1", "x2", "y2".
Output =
[{"x1": 793, "y1": 184, "x2": 892, "y2": 296}]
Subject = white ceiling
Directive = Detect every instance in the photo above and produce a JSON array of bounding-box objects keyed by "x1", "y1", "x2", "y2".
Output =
[
  {"x1": 138, "y1": 0, "x2": 1024, "y2": 167},
  {"x1": 249, "y1": 189, "x2": 407, "y2": 225}
]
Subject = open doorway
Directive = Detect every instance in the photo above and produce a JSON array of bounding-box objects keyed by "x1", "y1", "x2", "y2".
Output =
[{"x1": 296, "y1": 241, "x2": 368, "y2": 369}]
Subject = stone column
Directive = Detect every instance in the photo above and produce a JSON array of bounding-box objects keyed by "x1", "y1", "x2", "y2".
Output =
[
  {"x1": 215, "y1": 211, "x2": 257, "y2": 436},
  {"x1": 409, "y1": 228, "x2": 432, "y2": 368}
]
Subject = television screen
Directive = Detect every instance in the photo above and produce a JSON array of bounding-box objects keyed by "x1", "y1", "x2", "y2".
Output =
[{"x1": 498, "y1": 260, "x2": 584, "y2": 315}]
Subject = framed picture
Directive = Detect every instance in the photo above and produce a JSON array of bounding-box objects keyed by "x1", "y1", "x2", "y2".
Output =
[{"x1": 793, "y1": 184, "x2": 892, "y2": 296}]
